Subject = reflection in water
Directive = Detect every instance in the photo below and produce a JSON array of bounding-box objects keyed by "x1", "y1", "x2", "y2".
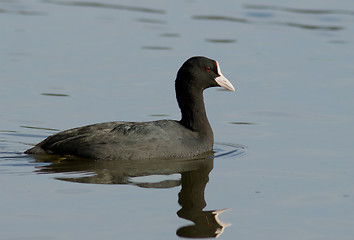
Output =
[
  {"x1": 31, "y1": 146, "x2": 241, "y2": 238},
  {"x1": 177, "y1": 161, "x2": 231, "y2": 238}
]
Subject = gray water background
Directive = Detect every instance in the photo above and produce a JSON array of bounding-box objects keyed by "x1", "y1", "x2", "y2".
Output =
[{"x1": 1, "y1": 0, "x2": 354, "y2": 239}]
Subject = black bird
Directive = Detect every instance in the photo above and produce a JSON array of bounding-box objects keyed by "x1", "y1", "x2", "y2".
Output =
[{"x1": 25, "y1": 56, "x2": 235, "y2": 160}]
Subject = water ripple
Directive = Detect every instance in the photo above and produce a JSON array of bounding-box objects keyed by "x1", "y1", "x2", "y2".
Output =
[
  {"x1": 280, "y1": 22, "x2": 343, "y2": 31},
  {"x1": 244, "y1": 4, "x2": 354, "y2": 16},
  {"x1": 192, "y1": 11, "x2": 343, "y2": 32},
  {"x1": 43, "y1": 0, "x2": 165, "y2": 14},
  {"x1": 206, "y1": 39, "x2": 237, "y2": 43},
  {"x1": 192, "y1": 15, "x2": 249, "y2": 23},
  {"x1": 214, "y1": 143, "x2": 247, "y2": 159}
]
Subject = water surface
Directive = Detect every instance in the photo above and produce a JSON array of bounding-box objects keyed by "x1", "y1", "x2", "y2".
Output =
[{"x1": 1, "y1": 0, "x2": 354, "y2": 239}]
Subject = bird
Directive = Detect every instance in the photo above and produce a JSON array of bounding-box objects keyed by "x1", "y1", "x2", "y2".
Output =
[{"x1": 25, "y1": 56, "x2": 235, "y2": 161}]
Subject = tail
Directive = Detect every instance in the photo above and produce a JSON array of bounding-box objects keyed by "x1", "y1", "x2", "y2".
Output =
[{"x1": 24, "y1": 146, "x2": 46, "y2": 154}]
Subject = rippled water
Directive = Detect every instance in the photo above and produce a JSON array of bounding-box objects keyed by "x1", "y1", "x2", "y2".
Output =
[{"x1": 1, "y1": 0, "x2": 354, "y2": 239}]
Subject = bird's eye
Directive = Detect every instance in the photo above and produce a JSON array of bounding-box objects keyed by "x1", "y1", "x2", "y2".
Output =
[{"x1": 206, "y1": 67, "x2": 211, "y2": 72}]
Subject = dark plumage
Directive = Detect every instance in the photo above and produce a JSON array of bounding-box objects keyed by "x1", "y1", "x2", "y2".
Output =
[{"x1": 25, "y1": 56, "x2": 235, "y2": 160}]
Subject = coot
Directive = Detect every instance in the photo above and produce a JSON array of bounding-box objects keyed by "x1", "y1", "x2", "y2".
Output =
[{"x1": 25, "y1": 56, "x2": 235, "y2": 160}]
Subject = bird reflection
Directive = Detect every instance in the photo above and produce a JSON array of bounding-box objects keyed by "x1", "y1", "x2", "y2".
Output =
[
  {"x1": 32, "y1": 152, "x2": 231, "y2": 238},
  {"x1": 177, "y1": 159, "x2": 231, "y2": 238}
]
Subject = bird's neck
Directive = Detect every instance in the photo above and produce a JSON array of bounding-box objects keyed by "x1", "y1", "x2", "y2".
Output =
[{"x1": 177, "y1": 88, "x2": 213, "y2": 136}]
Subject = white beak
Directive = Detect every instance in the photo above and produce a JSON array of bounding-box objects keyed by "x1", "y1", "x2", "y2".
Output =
[{"x1": 215, "y1": 61, "x2": 235, "y2": 92}]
